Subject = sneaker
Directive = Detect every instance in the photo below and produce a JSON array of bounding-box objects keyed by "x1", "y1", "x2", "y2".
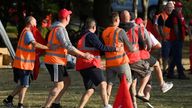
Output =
[
  {"x1": 161, "y1": 82, "x2": 173, "y2": 93},
  {"x1": 145, "y1": 102, "x2": 154, "y2": 108},
  {"x1": 3, "y1": 99, "x2": 13, "y2": 107},
  {"x1": 104, "y1": 104, "x2": 112, "y2": 108}
]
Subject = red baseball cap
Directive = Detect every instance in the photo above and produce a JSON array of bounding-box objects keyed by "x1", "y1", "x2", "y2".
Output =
[
  {"x1": 175, "y1": 2, "x2": 183, "y2": 8},
  {"x1": 135, "y1": 18, "x2": 143, "y2": 25},
  {"x1": 58, "y1": 9, "x2": 72, "y2": 19}
]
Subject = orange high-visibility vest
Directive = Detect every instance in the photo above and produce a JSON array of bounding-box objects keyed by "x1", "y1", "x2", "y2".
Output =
[
  {"x1": 44, "y1": 27, "x2": 67, "y2": 65},
  {"x1": 13, "y1": 29, "x2": 36, "y2": 70},
  {"x1": 102, "y1": 27, "x2": 128, "y2": 67},
  {"x1": 125, "y1": 25, "x2": 141, "y2": 64},
  {"x1": 139, "y1": 26, "x2": 150, "y2": 60},
  {"x1": 76, "y1": 32, "x2": 101, "y2": 71},
  {"x1": 160, "y1": 12, "x2": 170, "y2": 40}
]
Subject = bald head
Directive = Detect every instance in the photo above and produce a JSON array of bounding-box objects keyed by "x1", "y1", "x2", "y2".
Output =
[
  {"x1": 165, "y1": 1, "x2": 175, "y2": 14},
  {"x1": 25, "y1": 16, "x2": 36, "y2": 27},
  {"x1": 120, "y1": 10, "x2": 131, "y2": 23}
]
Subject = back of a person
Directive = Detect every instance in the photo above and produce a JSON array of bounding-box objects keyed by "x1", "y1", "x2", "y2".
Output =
[
  {"x1": 13, "y1": 29, "x2": 36, "y2": 70},
  {"x1": 102, "y1": 26, "x2": 128, "y2": 67},
  {"x1": 44, "y1": 26, "x2": 67, "y2": 65},
  {"x1": 124, "y1": 23, "x2": 141, "y2": 64},
  {"x1": 138, "y1": 25, "x2": 150, "y2": 60},
  {"x1": 76, "y1": 32, "x2": 101, "y2": 71}
]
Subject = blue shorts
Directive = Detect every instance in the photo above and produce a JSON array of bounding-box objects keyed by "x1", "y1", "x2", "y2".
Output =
[{"x1": 13, "y1": 68, "x2": 32, "y2": 87}]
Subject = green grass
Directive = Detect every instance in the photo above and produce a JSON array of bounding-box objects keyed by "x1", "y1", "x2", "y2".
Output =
[
  {"x1": 1, "y1": 26, "x2": 192, "y2": 108},
  {"x1": 0, "y1": 67, "x2": 192, "y2": 108}
]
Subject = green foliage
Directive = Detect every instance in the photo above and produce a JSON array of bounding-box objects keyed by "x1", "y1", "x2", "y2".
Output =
[
  {"x1": 182, "y1": 0, "x2": 192, "y2": 20},
  {"x1": 43, "y1": 0, "x2": 59, "y2": 14}
]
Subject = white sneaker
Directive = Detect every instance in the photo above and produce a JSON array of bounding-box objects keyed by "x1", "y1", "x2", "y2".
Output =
[
  {"x1": 104, "y1": 104, "x2": 113, "y2": 108},
  {"x1": 145, "y1": 102, "x2": 154, "y2": 108},
  {"x1": 161, "y1": 82, "x2": 173, "y2": 93}
]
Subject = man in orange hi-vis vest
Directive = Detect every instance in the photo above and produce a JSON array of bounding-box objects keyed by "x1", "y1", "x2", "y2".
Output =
[
  {"x1": 3, "y1": 16, "x2": 49, "y2": 108},
  {"x1": 42, "y1": 9, "x2": 94, "y2": 108},
  {"x1": 158, "y1": 1, "x2": 174, "y2": 76},
  {"x1": 102, "y1": 12, "x2": 134, "y2": 103}
]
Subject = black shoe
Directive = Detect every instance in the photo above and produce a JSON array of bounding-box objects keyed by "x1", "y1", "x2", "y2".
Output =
[
  {"x1": 178, "y1": 75, "x2": 190, "y2": 80},
  {"x1": 3, "y1": 99, "x2": 13, "y2": 107},
  {"x1": 17, "y1": 103, "x2": 24, "y2": 108},
  {"x1": 51, "y1": 103, "x2": 62, "y2": 108}
]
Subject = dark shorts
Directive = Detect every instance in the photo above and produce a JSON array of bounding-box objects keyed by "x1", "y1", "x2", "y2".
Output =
[
  {"x1": 80, "y1": 67, "x2": 105, "y2": 90},
  {"x1": 145, "y1": 56, "x2": 157, "y2": 67},
  {"x1": 161, "y1": 41, "x2": 171, "y2": 59},
  {"x1": 13, "y1": 68, "x2": 32, "y2": 87},
  {"x1": 45, "y1": 64, "x2": 69, "y2": 82},
  {"x1": 130, "y1": 60, "x2": 152, "y2": 79}
]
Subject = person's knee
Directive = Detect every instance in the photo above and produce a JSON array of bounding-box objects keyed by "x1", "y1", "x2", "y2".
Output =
[
  {"x1": 100, "y1": 81, "x2": 107, "y2": 88},
  {"x1": 86, "y1": 89, "x2": 94, "y2": 96},
  {"x1": 154, "y1": 60, "x2": 160, "y2": 67},
  {"x1": 54, "y1": 82, "x2": 64, "y2": 91}
]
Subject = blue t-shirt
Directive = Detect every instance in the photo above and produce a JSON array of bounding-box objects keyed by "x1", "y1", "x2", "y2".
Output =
[{"x1": 24, "y1": 31, "x2": 35, "y2": 45}]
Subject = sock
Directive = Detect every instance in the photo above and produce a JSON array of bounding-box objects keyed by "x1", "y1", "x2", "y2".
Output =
[{"x1": 7, "y1": 95, "x2": 13, "y2": 102}]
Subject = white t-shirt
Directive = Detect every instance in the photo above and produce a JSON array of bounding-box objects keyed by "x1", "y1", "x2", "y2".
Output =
[{"x1": 149, "y1": 32, "x2": 160, "y2": 47}]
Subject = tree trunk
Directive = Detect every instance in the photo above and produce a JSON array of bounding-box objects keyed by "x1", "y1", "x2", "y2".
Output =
[
  {"x1": 142, "y1": 0, "x2": 149, "y2": 21},
  {"x1": 133, "y1": 0, "x2": 138, "y2": 19}
]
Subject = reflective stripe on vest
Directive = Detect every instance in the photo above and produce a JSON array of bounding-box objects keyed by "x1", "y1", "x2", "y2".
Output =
[
  {"x1": 44, "y1": 26, "x2": 67, "y2": 65},
  {"x1": 13, "y1": 29, "x2": 36, "y2": 70},
  {"x1": 126, "y1": 25, "x2": 141, "y2": 64},
  {"x1": 102, "y1": 27, "x2": 128, "y2": 67},
  {"x1": 76, "y1": 32, "x2": 101, "y2": 70}
]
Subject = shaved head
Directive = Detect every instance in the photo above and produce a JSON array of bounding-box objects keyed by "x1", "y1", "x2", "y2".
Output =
[{"x1": 120, "y1": 10, "x2": 131, "y2": 23}]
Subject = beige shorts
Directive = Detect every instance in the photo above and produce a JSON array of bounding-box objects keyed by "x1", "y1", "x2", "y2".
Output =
[{"x1": 106, "y1": 63, "x2": 132, "y2": 85}]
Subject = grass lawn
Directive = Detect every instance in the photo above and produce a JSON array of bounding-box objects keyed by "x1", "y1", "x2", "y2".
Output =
[
  {"x1": 0, "y1": 25, "x2": 192, "y2": 108},
  {"x1": 0, "y1": 66, "x2": 192, "y2": 108}
]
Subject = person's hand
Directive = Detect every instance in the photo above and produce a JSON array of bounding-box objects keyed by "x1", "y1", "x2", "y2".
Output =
[
  {"x1": 116, "y1": 46, "x2": 124, "y2": 52},
  {"x1": 116, "y1": 43, "x2": 124, "y2": 51},
  {"x1": 83, "y1": 52, "x2": 94, "y2": 60}
]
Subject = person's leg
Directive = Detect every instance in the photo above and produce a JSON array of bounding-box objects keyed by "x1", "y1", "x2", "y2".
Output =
[
  {"x1": 144, "y1": 84, "x2": 152, "y2": 100},
  {"x1": 106, "y1": 84, "x2": 113, "y2": 103},
  {"x1": 43, "y1": 64, "x2": 67, "y2": 108},
  {"x1": 161, "y1": 41, "x2": 171, "y2": 75},
  {"x1": 78, "y1": 89, "x2": 95, "y2": 108},
  {"x1": 43, "y1": 81, "x2": 64, "y2": 108},
  {"x1": 153, "y1": 61, "x2": 164, "y2": 86},
  {"x1": 137, "y1": 74, "x2": 150, "y2": 97},
  {"x1": 99, "y1": 81, "x2": 108, "y2": 106},
  {"x1": 176, "y1": 41, "x2": 188, "y2": 79},
  {"x1": 18, "y1": 87, "x2": 28, "y2": 105},
  {"x1": 54, "y1": 77, "x2": 71, "y2": 104},
  {"x1": 106, "y1": 67, "x2": 117, "y2": 103},
  {"x1": 131, "y1": 79, "x2": 137, "y2": 108},
  {"x1": 18, "y1": 70, "x2": 31, "y2": 105},
  {"x1": 167, "y1": 41, "x2": 176, "y2": 78},
  {"x1": 3, "y1": 85, "x2": 23, "y2": 107}
]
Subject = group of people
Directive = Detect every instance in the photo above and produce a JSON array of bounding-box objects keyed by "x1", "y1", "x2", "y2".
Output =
[
  {"x1": 2, "y1": 3, "x2": 179, "y2": 108},
  {"x1": 152, "y1": 1, "x2": 191, "y2": 79}
]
